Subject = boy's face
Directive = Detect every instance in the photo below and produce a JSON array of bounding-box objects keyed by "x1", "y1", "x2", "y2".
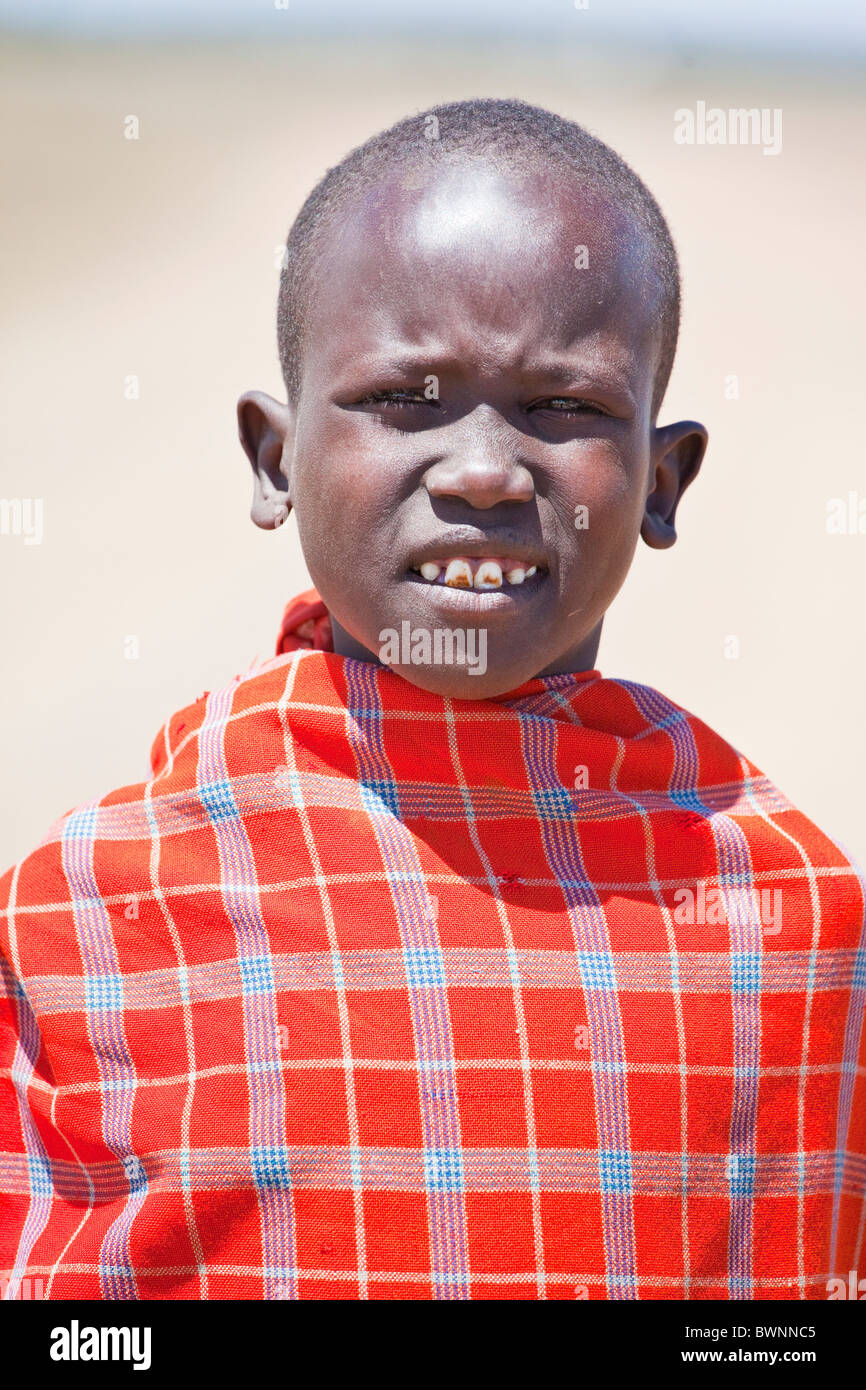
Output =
[{"x1": 240, "y1": 160, "x2": 706, "y2": 698}]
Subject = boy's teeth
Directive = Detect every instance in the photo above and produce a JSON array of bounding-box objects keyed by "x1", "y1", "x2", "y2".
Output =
[
  {"x1": 416, "y1": 556, "x2": 543, "y2": 588},
  {"x1": 474, "y1": 561, "x2": 503, "y2": 590},
  {"x1": 443, "y1": 559, "x2": 474, "y2": 588}
]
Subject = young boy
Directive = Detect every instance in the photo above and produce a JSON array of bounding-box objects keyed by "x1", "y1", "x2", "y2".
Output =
[{"x1": 1, "y1": 98, "x2": 863, "y2": 1302}]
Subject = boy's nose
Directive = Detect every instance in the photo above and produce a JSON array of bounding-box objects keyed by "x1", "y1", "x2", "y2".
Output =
[{"x1": 424, "y1": 409, "x2": 534, "y2": 510}]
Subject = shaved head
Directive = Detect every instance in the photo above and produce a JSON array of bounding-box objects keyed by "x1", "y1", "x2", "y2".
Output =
[{"x1": 277, "y1": 97, "x2": 681, "y2": 418}]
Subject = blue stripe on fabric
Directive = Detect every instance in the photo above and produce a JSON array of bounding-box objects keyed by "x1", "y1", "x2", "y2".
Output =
[
  {"x1": 198, "y1": 777, "x2": 240, "y2": 825},
  {"x1": 598, "y1": 1149, "x2": 633, "y2": 1194},
  {"x1": 424, "y1": 1148, "x2": 465, "y2": 1192},
  {"x1": 61, "y1": 806, "x2": 98, "y2": 841},
  {"x1": 668, "y1": 791, "x2": 710, "y2": 810},
  {"x1": 731, "y1": 951, "x2": 762, "y2": 993},
  {"x1": 330, "y1": 950, "x2": 346, "y2": 992},
  {"x1": 84, "y1": 973, "x2": 124, "y2": 1010},
  {"x1": 728, "y1": 1153, "x2": 757, "y2": 1198},
  {"x1": 358, "y1": 779, "x2": 402, "y2": 820},
  {"x1": 430, "y1": 1270, "x2": 471, "y2": 1285},
  {"x1": 70, "y1": 894, "x2": 109, "y2": 914},
  {"x1": 121, "y1": 1155, "x2": 148, "y2": 1194},
  {"x1": 404, "y1": 947, "x2": 447, "y2": 990},
  {"x1": 577, "y1": 950, "x2": 617, "y2": 990},
  {"x1": 531, "y1": 786, "x2": 576, "y2": 821},
  {"x1": 248, "y1": 1059, "x2": 284, "y2": 1076},
  {"x1": 27, "y1": 1152, "x2": 53, "y2": 1199},
  {"x1": 251, "y1": 1145, "x2": 293, "y2": 1190},
  {"x1": 346, "y1": 704, "x2": 384, "y2": 722},
  {"x1": 238, "y1": 953, "x2": 276, "y2": 996}
]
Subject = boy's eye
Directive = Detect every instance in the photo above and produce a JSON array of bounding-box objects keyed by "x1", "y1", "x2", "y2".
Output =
[
  {"x1": 357, "y1": 388, "x2": 431, "y2": 408},
  {"x1": 353, "y1": 390, "x2": 609, "y2": 417},
  {"x1": 531, "y1": 397, "x2": 608, "y2": 416}
]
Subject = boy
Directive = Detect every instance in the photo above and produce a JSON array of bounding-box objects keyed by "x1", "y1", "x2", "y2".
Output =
[{"x1": 1, "y1": 99, "x2": 863, "y2": 1301}]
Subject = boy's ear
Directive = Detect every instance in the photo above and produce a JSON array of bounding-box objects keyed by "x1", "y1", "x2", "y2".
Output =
[
  {"x1": 641, "y1": 420, "x2": 708, "y2": 550},
  {"x1": 237, "y1": 389, "x2": 295, "y2": 531}
]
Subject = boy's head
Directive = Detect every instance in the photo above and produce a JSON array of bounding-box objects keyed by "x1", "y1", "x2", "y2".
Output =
[{"x1": 239, "y1": 98, "x2": 707, "y2": 698}]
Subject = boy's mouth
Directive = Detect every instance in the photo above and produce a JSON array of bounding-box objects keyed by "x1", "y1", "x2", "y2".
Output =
[
  {"x1": 408, "y1": 555, "x2": 543, "y2": 590},
  {"x1": 404, "y1": 536, "x2": 550, "y2": 599}
]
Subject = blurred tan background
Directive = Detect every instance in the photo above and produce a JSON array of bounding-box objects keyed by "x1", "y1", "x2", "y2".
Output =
[{"x1": 1, "y1": 23, "x2": 864, "y2": 868}]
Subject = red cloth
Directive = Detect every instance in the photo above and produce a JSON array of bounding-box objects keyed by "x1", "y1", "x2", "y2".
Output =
[
  {"x1": 275, "y1": 589, "x2": 333, "y2": 656},
  {"x1": 1, "y1": 591, "x2": 864, "y2": 1300}
]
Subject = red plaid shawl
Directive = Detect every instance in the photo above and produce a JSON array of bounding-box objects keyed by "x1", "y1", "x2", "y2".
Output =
[{"x1": 2, "y1": 589, "x2": 864, "y2": 1300}]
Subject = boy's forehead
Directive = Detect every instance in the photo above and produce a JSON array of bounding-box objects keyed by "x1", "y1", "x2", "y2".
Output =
[{"x1": 307, "y1": 160, "x2": 661, "y2": 380}]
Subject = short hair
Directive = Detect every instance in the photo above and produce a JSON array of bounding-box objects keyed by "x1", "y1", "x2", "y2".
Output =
[{"x1": 277, "y1": 97, "x2": 680, "y2": 417}]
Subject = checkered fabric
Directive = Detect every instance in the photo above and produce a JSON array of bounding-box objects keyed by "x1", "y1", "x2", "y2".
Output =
[{"x1": 1, "y1": 591, "x2": 864, "y2": 1300}]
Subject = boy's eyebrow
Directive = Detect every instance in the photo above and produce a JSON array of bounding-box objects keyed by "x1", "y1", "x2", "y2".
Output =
[
  {"x1": 344, "y1": 353, "x2": 441, "y2": 378},
  {"x1": 519, "y1": 357, "x2": 637, "y2": 397},
  {"x1": 334, "y1": 351, "x2": 638, "y2": 402}
]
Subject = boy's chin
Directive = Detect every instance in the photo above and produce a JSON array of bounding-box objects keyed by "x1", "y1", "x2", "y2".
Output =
[{"x1": 381, "y1": 659, "x2": 537, "y2": 701}]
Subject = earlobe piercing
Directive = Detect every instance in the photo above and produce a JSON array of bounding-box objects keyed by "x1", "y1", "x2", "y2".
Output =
[{"x1": 273, "y1": 502, "x2": 289, "y2": 528}]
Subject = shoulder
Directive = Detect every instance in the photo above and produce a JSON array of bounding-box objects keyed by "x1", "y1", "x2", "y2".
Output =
[
  {"x1": 600, "y1": 674, "x2": 864, "y2": 877},
  {"x1": 0, "y1": 651, "x2": 322, "y2": 972}
]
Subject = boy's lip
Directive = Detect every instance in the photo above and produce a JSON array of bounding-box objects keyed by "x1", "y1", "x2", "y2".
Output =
[
  {"x1": 406, "y1": 533, "x2": 549, "y2": 573},
  {"x1": 403, "y1": 569, "x2": 545, "y2": 614}
]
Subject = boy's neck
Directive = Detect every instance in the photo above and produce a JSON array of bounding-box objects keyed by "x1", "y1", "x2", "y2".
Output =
[{"x1": 329, "y1": 615, "x2": 603, "y2": 685}]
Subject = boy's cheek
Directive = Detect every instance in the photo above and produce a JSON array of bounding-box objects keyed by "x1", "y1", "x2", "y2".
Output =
[
  {"x1": 567, "y1": 464, "x2": 647, "y2": 552},
  {"x1": 295, "y1": 435, "x2": 392, "y2": 515}
]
